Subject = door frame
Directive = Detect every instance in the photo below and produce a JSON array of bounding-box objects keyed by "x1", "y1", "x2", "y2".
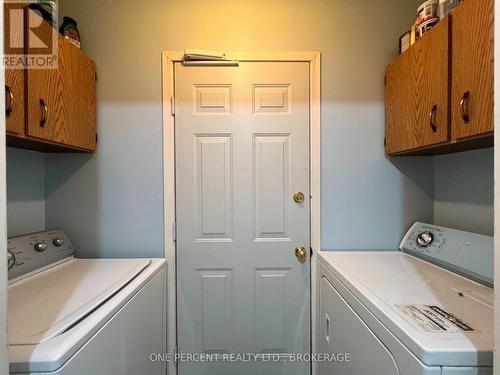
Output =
[{"x1": 162, "y1": 51, "x2": 321, "y2": 374}]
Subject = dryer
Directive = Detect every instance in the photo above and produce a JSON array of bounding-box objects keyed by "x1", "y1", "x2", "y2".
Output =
[
  {"x1": 7, "y1": 229, "x2": 167, "y2": 374},
  {"x1": 317, "y1": 222, "x2": 493, "y2": 375}
]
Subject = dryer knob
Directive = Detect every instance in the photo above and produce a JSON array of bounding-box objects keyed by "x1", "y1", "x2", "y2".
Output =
[{"x1": 416, "y1": 232, "x2": 434, "y2": 248}]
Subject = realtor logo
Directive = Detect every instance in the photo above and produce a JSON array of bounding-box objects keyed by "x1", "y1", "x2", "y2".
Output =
[{"x1": 4, "y1": 0, "x2": 58, "y2": 69}]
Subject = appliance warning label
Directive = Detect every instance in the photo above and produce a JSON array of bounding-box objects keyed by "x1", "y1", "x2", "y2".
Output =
[{"x1": 396, "y1": 304, "x2": 475, "y2": 333}]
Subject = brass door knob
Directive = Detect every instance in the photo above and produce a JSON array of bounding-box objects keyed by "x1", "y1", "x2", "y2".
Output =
[
  {"x1": 293, "y1": 192, "x2": 305, "y2": 203},
  {"x1": 295, "y1": 246, "x2": 307, "y2": 262}
]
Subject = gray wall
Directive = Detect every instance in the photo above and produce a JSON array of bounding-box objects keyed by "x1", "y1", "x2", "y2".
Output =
[
  {"x1": 45, "y1": 0, "x2": 434, "y2": 257},
  {"x1": 7, "y1": 148, "x2": 46, "y2": 237},
  {"x1": 433, "y1": 148, "x2": 494, "y2": 236}
]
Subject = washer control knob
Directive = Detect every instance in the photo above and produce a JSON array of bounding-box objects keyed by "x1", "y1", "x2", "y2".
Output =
[
  {"x1": 7, "y1": 250, "x2": 15, "y2": 270},
  {"x1": 34, "y1": 242, "x2": 48, "y2": 252},
  {"x1": 416, "y1": 231, "x2": 434, "y2": 248},
  {"x1": 53, "y1": 237, "x2": 64, "y2": 247}
]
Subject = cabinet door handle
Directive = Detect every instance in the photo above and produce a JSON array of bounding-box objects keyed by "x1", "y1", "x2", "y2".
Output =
[
  {"x1": 429, "y1": 104, "x2": 437, "y2": 133},
  {"x1": 40, "y1": 99, "x2": 48, "y2": 128},
  {"x1": 5, "y1": 85, "x2": 13, "y2": 117},
  {"x1": 460, "y1": 91, "x2": 470, "y2": 124}
]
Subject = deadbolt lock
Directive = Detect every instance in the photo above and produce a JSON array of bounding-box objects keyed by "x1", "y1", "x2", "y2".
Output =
[
  {"x1": 293, "y1": 192, "x2": 305, "y2": 204},
  {"x1": 295, "y1": 246, "x2": 307, "y2": 262}
]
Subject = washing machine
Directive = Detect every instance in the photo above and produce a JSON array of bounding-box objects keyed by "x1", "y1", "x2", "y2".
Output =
[
  {"x1": 7, "y1": 229, "x2": 167, "y2": 374},
  {"x1": 317, "y1": 222, "x2": 493, "y2": 375}
]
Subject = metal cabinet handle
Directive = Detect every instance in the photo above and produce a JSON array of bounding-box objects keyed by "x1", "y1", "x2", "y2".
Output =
[
  {"x1": 429, "y1": 104, "x2": 437, "y2": 133},
  {"x1": 5, "y1": 85, "x2": 13, "y2": 117},
  {"x1": 40, "y1": 99, "x2": 48, "y2": 127},
  {"x1": 460, "y1": 91, "x2": 470, "y2": 124}
]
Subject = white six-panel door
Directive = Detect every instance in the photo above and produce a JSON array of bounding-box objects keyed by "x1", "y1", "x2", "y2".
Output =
[{"x1": 175, "y1": 61, "x2": 310, "y2": 375}]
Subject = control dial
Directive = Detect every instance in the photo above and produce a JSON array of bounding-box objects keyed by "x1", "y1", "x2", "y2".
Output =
[
  {"x1": 34, "y1": 241, "x2": 48, "y2": 252},
  {"x1": 416, "y1": 231, "x2": 434, "y2": 248},
  {"x1": 7, "y1": 250, "x2": 15, "y2": 270},
  {"x1": 53, "y1": 237, "x2": 64, "y2": 247}
]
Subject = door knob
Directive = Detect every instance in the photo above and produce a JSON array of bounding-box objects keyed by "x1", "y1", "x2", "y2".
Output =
[
  {"x1": 293, "y1": 192, "x2": 305, "y2": 204},
  {"x1": 295, "y1": 246, "x2": 307, "y2": 262}
]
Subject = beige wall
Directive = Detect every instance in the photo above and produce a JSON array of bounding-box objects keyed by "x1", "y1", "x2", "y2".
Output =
[
  {"x1": 48, "y1": 0, "x2": 435, "y2": 257},
  {"x1": 63, "y1": 0, "x2": 418, "y2": 103}
]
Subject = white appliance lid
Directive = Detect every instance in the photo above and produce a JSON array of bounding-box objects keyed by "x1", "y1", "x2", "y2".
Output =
[
  {"x1": 318, "y1": 251, "x2": 494, "y2": 367},
  {"x1": 8, "y1": 258, "x2": 150, "y2": 345}
]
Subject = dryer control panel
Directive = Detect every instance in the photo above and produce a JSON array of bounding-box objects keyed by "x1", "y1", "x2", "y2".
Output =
[
  {"x1": 7, "y1": 229, "x2": 74, "y2": 280},
  {"x1": 400, "y1": 222, "x2": 493, "y2": 287}
]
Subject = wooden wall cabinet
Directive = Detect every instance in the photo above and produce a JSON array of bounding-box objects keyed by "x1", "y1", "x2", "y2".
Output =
[
  {"x1": 385, "y1": 0, "x2": 493, "y2": 156},
  {"x1": 5, "y1": 9, "x2": 96, "y2": 152}
]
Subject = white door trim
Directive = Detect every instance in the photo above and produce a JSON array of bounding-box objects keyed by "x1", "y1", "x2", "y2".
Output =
[{"x1": 162, "y1": 51, "x2": 321, "y2": 375}]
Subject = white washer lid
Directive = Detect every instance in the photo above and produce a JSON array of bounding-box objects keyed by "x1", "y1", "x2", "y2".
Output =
[
  {"x1": 8, "y1": 258, "x2": 150, "y2": 345},
  {"x1": 318, "y1": 251, "x2": 494, "y2": 367}
]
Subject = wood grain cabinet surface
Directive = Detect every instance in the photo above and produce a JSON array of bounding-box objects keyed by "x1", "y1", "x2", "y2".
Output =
[
  {"x1": 385, "y1": 0, "x2": 493, "y2": 156},
  {"x1": 5, "y1": 64, "x2": 25, "y2": 136},
  {"x1": 5, "y1": 8, "x2": 96, "y2": 152},
  {"x1": 386, "y1": 18, "x2": 450, "y2": 155},
  {"x1": 451, "y1": 0, "x2": 494, "y2": 140},
  {"x1": 4, "y1": 0, "x2": 25, "y2": 135}
]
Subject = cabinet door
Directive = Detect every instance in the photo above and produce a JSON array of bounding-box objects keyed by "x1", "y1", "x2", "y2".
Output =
[
  {"x1": 4, "y1": 0, "x2": 25, "y2": 135},
  {"x1": 58, "y1": 36, "x2": 96, "y2": 151},
  {"x1": 451, "y1": 0, "x2": 493, "y2": 140},
  {"x1": 386, "y1": 18, "x2": 450, "y2": 155},
  {"x1": 26, "y1": 10, "x2": 96, "y2": 151},
  {"x1": 26, "y1": 12, "x2": 64, "y2": 145},
  {"x1": 5, "y1": 63, "x2": 25, "y2": 136}
]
